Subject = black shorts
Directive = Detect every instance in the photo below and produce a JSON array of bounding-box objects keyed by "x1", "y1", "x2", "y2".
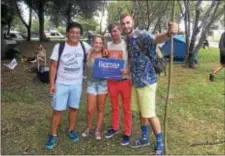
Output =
[{"x1": 220, "y1": 54, "x2": 225, "y2": 65}]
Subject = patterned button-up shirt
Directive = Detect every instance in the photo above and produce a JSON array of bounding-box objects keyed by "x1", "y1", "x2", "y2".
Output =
[{"x1": 126, "y1": 30, "x2": 157, "y2": 88}]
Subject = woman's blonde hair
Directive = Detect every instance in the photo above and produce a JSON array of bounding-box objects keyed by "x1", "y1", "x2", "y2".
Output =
[
  {"x1": 92, "y1": 34, "x2": 104, "y2": 44},
  {"x1": 92, "y1": 34, "x2": 105, "y2": 53}
]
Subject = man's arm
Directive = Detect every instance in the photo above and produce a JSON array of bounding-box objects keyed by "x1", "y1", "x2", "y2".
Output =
[
  {"x1": 48, "y1": 44, "x2": 59, "y2": 94},
  {"x1": 49, "y1": 60, "x2": 57, "y2": 87},
  {"x1": 153, "y1": 22, "x2": 178, "y2": 44},
  {"x1": 219, "y1": 32, "x2": 225, "y2": 53},
  {"x1": 154, "y1": 32, "x2": 171, "y2": 44}
]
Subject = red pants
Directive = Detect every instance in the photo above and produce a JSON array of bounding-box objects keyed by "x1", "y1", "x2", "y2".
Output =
[{"x1": 107, "y1": 79, "x2": 132, "y2": 136}]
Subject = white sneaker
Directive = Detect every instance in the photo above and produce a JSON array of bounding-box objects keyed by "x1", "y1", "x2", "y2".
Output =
[
  {"x1": 81, "y1": 128, "x2": 90, "y2": 137},
  {"x1": 95, "y1": 131, "x2": 102, "y2": 140}
]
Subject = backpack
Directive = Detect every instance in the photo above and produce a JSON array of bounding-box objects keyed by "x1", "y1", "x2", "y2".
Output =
[
  {"x1": 136, "y1": 33, "x2": 167, "y2": 74},
  {"x1": 38, "y1": 41, "x2": 86, "y2": 83},
  {"x1": 37, "y1": 65, "x2": 50, "y2": 83}
]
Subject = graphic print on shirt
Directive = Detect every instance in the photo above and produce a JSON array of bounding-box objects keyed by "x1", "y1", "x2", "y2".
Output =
[{"x1": 60, "y1": 52, "x2": 83, "y2": 76}]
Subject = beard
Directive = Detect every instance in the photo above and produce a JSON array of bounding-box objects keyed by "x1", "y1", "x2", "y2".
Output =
[{"x1": 125, "y1": 28, "x2": 133, "y2": 36}]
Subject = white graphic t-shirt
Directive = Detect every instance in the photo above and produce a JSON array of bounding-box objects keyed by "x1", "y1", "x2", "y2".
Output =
[{"x1": 50, "y1": 42, "x2": 91, "y2": 85}]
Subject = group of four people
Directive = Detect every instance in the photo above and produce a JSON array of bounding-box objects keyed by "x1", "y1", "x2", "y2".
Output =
[{"x1": 45, "y1": 13, "x2": 178, "y2": 155}]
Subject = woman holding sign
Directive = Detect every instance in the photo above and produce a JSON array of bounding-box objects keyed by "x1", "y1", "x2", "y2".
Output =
[{"x1": 81, "y1": 35, "x2": 108, "y2": 140}]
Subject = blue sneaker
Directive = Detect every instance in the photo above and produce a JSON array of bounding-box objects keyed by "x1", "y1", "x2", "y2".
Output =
[
  {"x1": 104, "y1": 128, "x2": 119, "y2": 138},
  {"x1": 155, "y1": 142, "x2": 164, "y2": 155},
  {"x1": 66, "y1": 130, "x2": 79, "y2": 142},
  {"x1": 130, "y1": 138, "x2": 150, "y2": 148},
  {"x1": 45, "y1": 134, "x2": 57, "y2": 150},
  {"x1": 120, "y1": 135, "x2": 130, "y2": 146}
]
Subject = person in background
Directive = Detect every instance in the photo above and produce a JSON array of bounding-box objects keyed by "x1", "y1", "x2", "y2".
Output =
[{"x1": 209, "y1": 32, "x2": 225, "y2": 81}]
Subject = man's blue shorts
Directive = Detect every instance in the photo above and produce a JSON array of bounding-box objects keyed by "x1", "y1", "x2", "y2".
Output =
[{"x1": 51, "y1": 83, "x2": 82, "y2": 111}]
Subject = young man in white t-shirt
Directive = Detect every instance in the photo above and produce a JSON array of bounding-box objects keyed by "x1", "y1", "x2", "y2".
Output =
[
  {"x1": 45, "y1": 22, "x2": 91, "y2": 149},
  {"x1": 104, "y1": 23, "x2": 132, "y2": 146}
]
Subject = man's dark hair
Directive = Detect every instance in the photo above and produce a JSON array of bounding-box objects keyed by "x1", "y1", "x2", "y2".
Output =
[
  {"x1": 108, "y1": 23, "x2": 121, "y2": 33},
  {"x1": 66, "y1": 22, "x2": 83, "y2": 35}
]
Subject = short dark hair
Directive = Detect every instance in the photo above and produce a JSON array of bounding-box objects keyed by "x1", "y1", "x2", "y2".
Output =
[
  {"x1": 66, "y1": 22, "x2": 83, "y2": 35},
  {"x1": 108, "y1": 23, "x2": 121, "y2": 33}
]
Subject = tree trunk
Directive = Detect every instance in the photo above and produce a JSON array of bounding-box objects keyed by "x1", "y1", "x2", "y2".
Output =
[
  {"x1": 14, "y1": 0, "x2": 31, "y2": 40},
  {"x1": 187, "y1": 0, "x2": 202, "y2": 67},
  {"x1": 1, "y1": 24, "x2": 7, "y2": 60},
  {"x1": 7, "y1": 21, "x2": 12, "y2": 35},
  {"x1": 146, "y1": 1, "x2": 150, "y2": 30},
  {"x1": 153, "y1": 17, "x2": 160, "y2": 33},
  {"x1": 66, "y1": 0, "x2": 72, "y2": 25},
  {"x1": 100, "y1": 0, "x2": 106, "y2": 35},
  {"x1": 183, "y1": 0, "x2": 190, "y2": 65},
  {"x1": 38, "y1": 1, "x2": 45, "y2": 42},
  {"x1": 27, "y1": 3, "x2": 32, "y2": 41}
]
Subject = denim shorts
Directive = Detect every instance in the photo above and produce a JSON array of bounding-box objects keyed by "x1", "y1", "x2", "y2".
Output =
[
  {"x1": 87, "y1": 80, "x2": 108, "y2": 95},
  {"x1": 51, "y1": 83, "x2": 82, "y2": 111}
]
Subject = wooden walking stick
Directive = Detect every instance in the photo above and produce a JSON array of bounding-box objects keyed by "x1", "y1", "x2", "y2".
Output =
[{"x1": 164, "y1": 0, "x2": 176, "y2": 154}]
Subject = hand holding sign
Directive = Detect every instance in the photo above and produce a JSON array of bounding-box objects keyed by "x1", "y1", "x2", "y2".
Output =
[
  {"x1": 121, "y1": 68, "x2": 129, "y2": 74},
  {"x1": 93, "y1": 58, "x2": 125, "y2": 80}
]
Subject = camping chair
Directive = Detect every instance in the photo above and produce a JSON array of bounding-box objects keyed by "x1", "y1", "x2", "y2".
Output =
[{"x1": 36, "y1": 44, "x2": 47, "y2": 71}]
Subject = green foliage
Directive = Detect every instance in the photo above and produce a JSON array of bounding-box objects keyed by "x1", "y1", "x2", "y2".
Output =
[
  {"x1": 77, "y1": 17, "x2": 98, "y2": 33},
  {"x1": 1, "y1": 1, "x2": 17, "y2": 26},
  {"x1": 46, "y1": 0, "x2": 104, "y2": 26},
  {"x1": 107, "y1": 1, "x2": 132, "y2": 24},
  {"x1": 31, "y1": 19, "x2": 39, "y2": 33},
  {"x1": 12, "y1": 16, "x2": 27, "y2": 34},
  {"x1": 56, "y1": 26, "x2": 66, "y2": 35}
]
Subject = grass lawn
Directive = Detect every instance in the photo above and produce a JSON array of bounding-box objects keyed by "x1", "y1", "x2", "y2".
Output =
[{"x1": 1, "y1": 42, "x2": 224, "y2": 155}]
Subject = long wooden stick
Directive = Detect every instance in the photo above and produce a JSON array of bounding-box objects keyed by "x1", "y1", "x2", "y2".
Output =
[
  {"x1": 190, "y1": 140, "x2": 225, "y2": 146},
  {"x1": 164, "y1": 1, "x2": 176, "y2": 155}
]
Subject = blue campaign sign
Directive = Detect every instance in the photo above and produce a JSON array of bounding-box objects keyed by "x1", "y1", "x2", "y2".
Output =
[{"x1": 93, "y1": 58, "x2": 125, "y2": 80}]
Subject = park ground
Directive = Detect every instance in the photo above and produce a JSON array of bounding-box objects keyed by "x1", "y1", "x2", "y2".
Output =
[{"x1": 1, "y1": 41, "x2": 225, "y2": 155}]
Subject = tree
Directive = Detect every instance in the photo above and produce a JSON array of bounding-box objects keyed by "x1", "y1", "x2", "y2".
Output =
[
  {"x1": 14, "y1": 0, "x2": 32, "y2": 41},
  {"x1": 47, "y1": 0, "x2": 104, "y2": 27},
  {"x1": 107, "y1": 1, "x2": 132, "y2": 24},
  {"x1": 77, "y1": 17, "x2": 98, "y2": 33},
  {"x1": 129, "y1": 1, "x2": 183, "y2": 33},
  {"x1": 1, "y1": 0, "x2": 17, "y2": 59},
  {"x1": 22, "y1": 0, "x2": 52, "y2": 41},
  {"x1": 179, "y1": 0, "x2": 225, "y2": 68},
  {"x1": 1, "y1": 0, "x2": 17, "y2": 35},
  {"x1": 12, "y1": 16, "x2": 27, "y2": 34},
  {"x1": 99, "y1": 0, "x2": 106, "y2": 35}
]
